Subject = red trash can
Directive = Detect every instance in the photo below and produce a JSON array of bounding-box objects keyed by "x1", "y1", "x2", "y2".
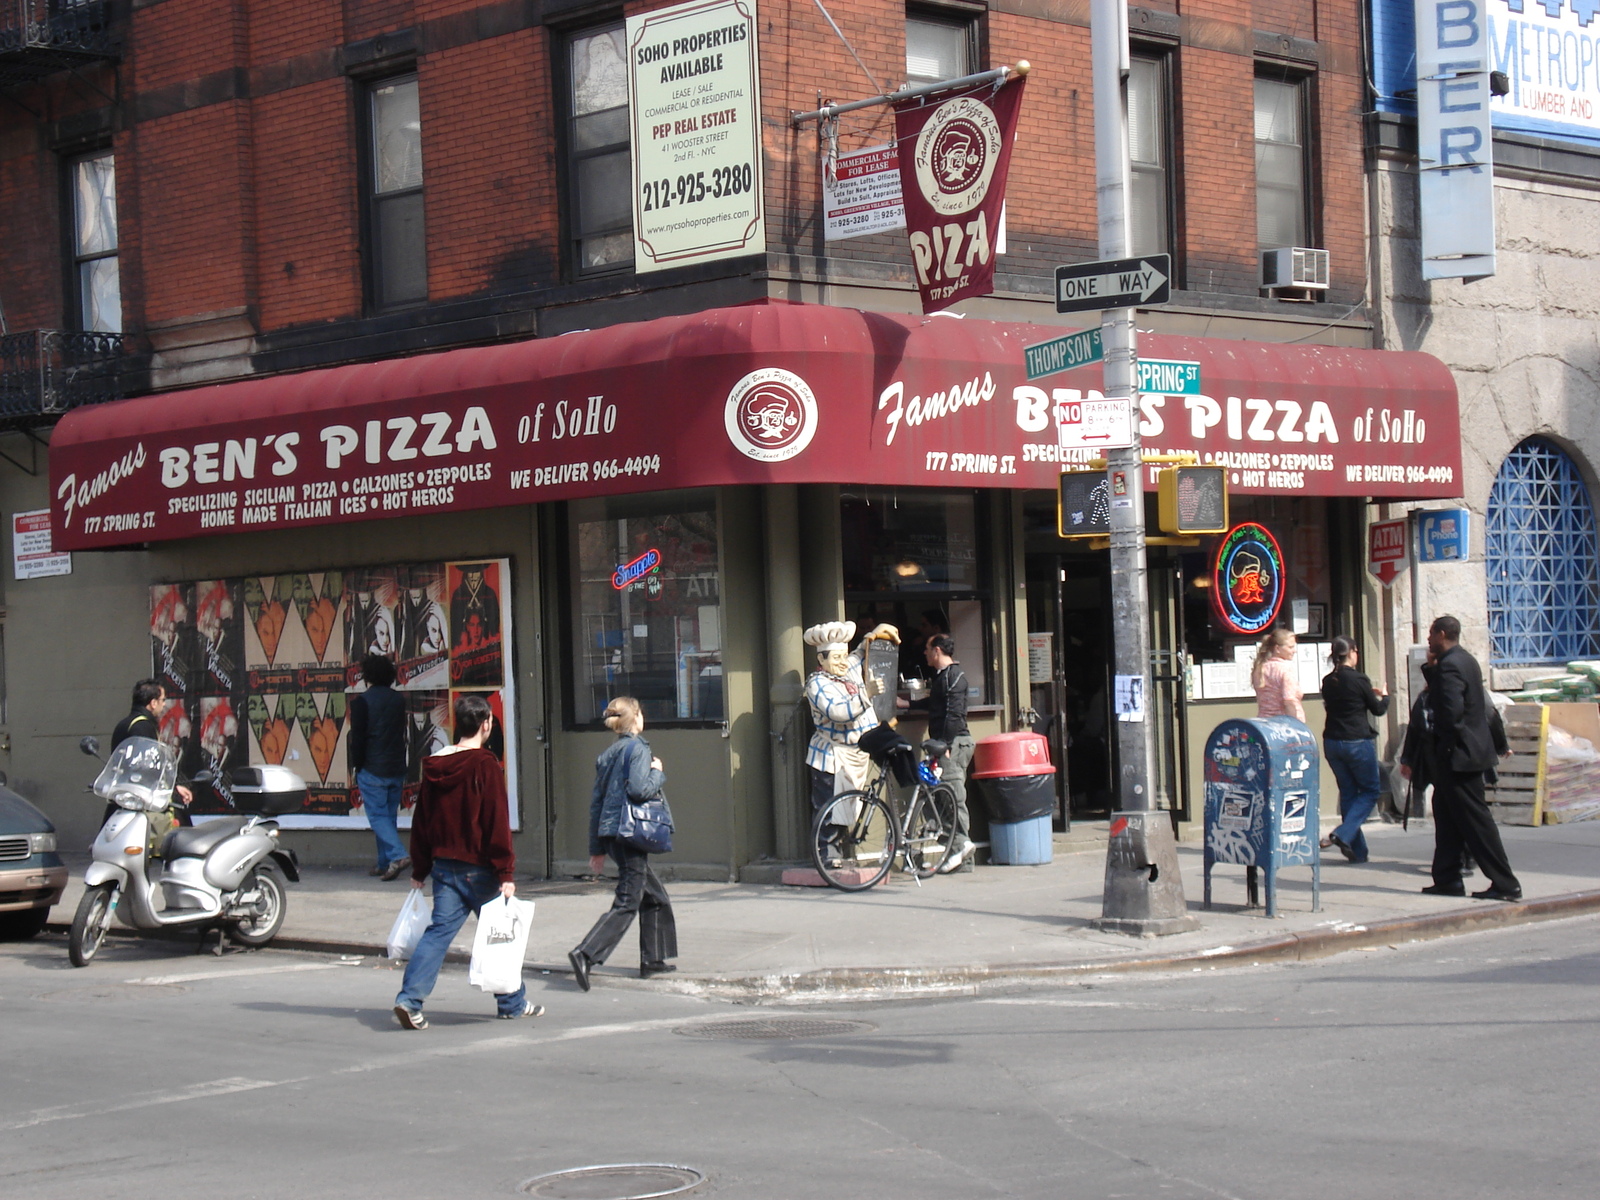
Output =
[{"x1": 972, "y1": 733, "x2": 1056, "y2": 864}]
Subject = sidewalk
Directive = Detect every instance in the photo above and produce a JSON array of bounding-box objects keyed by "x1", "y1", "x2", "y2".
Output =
[{"x1": 51, "y1": 818, "x2": 1600, "y2": 1001}]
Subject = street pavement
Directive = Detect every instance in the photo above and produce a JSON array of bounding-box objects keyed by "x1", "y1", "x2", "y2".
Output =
[
  {"x1": 44, "y1": 817, "x2": 1600, "y2": 999},
  {"x1": 5, "y1": 909, "x2": 1598, "y2": 1198}
]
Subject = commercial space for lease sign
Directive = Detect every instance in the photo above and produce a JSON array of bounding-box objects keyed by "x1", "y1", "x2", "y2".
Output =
[{"x1": 627, "y1": 0, "x2": 764, "y2": 270}]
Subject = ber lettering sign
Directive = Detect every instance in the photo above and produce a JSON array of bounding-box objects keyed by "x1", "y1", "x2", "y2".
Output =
[
  {"x1": 628, "y1": 0, "x2": 764, "y2": 271},
  {"x1": 1415, "y1": 0, "x2": 1496, "y2": 279}
]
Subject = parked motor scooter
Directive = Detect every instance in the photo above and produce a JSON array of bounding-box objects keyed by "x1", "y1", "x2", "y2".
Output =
[{"x1": 69, "y1": 734, "x2": 304, "y2": 967}]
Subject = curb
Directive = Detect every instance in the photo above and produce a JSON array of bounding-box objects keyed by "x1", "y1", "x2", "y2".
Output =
[
  {"x1": 44, "y1": 888, "x2": 1600, "y2": 998},
  {"x1": 656, "y1": 887, "x2": 1600, "y2": 1002}
]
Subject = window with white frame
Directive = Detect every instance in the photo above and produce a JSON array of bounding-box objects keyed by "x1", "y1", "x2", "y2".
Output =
[
  {"x1": 567, "y1": 24, "x2": 633, "y2": 273},
  {"x1": 1254, "y1": 74, "x2": 1309, "y2": 250},
  {"x1": 367, "y1": 76, "x2": 428, "y2": 308},
  {"x1": 71, "y1": 151, "x2": 120, "y2": 333},
  {"x1": 1127, "y1": 55, "x2": 1170, "y2": 258},
  {"x1": 905, "y1": 13, "x2": 975, "y2": 86}
]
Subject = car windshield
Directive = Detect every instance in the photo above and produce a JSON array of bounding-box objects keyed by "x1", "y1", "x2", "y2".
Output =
[{"x1": 93, "y1": 736, "x2": 178, "y2": 811}]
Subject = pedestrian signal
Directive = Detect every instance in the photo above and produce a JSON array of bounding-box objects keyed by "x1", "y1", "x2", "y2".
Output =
[
  {"x1": 1157, "y1": 466, "x2": 1228, "y2": 535},
  {"x1": 1058, "y1": 470, "x2": 1111, "y2": 538}
]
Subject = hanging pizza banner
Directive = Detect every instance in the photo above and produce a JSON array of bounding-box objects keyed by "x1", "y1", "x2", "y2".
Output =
[
  {"x1": 1211, "y1": 522, "x2": 1286, "y2": 636},
  {"x1": 893, "y1": 75, "x2": 1026, "y2": 314}
]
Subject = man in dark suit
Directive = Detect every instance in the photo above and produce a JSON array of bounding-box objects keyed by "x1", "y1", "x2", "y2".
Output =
[{"x1": 1420, "y1": 615, "x2": 1521, "y2": 901}]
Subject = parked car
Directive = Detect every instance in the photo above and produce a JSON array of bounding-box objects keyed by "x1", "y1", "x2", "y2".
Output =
[{"x1": 0, "y1": 785, "x2": 68, "y2": 939}]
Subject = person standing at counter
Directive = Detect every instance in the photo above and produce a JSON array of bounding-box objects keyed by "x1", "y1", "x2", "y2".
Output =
[
  {"x1": 1319, "y1": 636, "x2": 1390, "y2": 863},
  {"x1": 1251, "y1": 627, "x2": 1305, "y2": 722},
  {"x1": 918, "y1": 634, "x2": 975, "y2": 873}
]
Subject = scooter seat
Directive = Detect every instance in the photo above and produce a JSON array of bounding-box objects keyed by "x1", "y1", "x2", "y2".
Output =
[{"x1": 161, "y1": 816, "x2": 249, "y2": 860}]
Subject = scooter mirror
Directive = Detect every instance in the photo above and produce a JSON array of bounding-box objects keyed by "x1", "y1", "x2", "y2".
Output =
[{"x1": 79, "y1": 736, "x2": 101, "y2": 757}]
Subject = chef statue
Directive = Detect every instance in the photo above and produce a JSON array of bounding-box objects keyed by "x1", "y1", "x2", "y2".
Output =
[{"x1": 803, "y1": 620, "x2": 901, "y2": 824}]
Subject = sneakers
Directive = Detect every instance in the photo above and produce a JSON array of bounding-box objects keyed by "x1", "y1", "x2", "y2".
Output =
[
  {"x1": 381, "y1": 857, "x2": 412, "y2": 882},
  {"x1": 499, "y1": 1000, "x2": 546, "y2": 1019},
  {"x1": 938, "y1": 838, "x2": 973, "y2": 874},
  {"x1": 393, "y1": 1005, "x2": 428, "y2": 1030}
]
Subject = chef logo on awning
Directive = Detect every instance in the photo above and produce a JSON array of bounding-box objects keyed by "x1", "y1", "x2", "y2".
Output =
[
  {"x1": 724, "y1": 368, "x2": 819, "y2": 462},
  {"x1": 914, "y1": 98, "x2": 1001, "y2": 216},
  {"x1": 1211, "y1": 522, "x2": 1285, "y2": 636}
]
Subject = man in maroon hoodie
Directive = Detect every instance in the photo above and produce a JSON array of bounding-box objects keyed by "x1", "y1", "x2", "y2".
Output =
[{"x1": 393, "y1": 694, "x2": 543, "y2": 1029}]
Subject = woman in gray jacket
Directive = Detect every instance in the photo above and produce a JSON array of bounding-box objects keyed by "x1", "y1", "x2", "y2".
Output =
[{"x1": 567, "y1": 697, "x2": 678, "y2": 990}]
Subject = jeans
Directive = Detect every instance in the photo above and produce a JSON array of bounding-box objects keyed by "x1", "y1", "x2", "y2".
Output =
[
  {"x1": 395, "y1": 858, "x2": 527, "y2": 1016},
  {"x1": 573, "y1": 839, "x2": 678, "y2": 968},
  {"x1": 357, "y1": 770, "x2": 407, "y2": 869},
  {"x1": 1323, "y1": 738, "x2": 1381, "y2": 862}
]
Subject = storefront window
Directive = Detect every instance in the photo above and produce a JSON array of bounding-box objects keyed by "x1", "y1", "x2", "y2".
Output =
[
  {"x1": 567, "y1": 493, "x2": 722, "y2": 724},
  {"x1": 842, "y1": 489, "x2": 991, "y2": 701}
]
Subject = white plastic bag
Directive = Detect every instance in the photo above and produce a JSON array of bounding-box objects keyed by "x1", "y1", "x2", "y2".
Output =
[
  {"x1": 469, "y1": 895, "x2": 535, "y2": 994},
  {"x1": 386, "y1": 887, "x2": 430, "y2": 960}
]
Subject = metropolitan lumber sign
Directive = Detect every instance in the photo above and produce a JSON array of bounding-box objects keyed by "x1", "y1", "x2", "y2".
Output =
[{"x1": 627, "y1": 0, "x2": 764, "y2": 272}]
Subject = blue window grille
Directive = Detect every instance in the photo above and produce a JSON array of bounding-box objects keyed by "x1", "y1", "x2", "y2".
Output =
[{"x1": 1486, "y1": 437, "x2": 1600, "y2": 666}]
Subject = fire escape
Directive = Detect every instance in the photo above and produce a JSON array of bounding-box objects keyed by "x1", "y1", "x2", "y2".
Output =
[
  {"x1": 0, "y1": 0, "x2": 119, "y2": 91},
  {"x1": 0, "y1": 0, "x2": 126, "y2": 440}
]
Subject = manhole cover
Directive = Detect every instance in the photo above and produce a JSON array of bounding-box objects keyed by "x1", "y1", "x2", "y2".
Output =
[
  {"x1": 675, "y1": 1017, "x2": 875, "y2": 1040},
  {"x1": 33, "y1": 983, "x2": 188, "y2": 1003},
  {"x1": 518, "y1": 1164, "x2": 704, "y2": 1199}
]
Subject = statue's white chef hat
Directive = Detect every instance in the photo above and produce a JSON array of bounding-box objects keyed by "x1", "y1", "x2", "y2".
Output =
[{"x1": 803, "y1": 621, "x2": 855, "y2": 654}]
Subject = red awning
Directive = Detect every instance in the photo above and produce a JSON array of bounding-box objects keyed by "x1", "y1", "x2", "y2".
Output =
[{"x1": 50, "y1": 302, "x2": 1462, "y2": 549}]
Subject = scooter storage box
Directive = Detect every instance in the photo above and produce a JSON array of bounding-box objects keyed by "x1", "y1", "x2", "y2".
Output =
[{"x1": 230, "y1": 765, "x2": 307, "y2": 815}]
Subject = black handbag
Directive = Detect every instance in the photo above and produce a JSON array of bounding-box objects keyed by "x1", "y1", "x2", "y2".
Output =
[
  {"x1": 615, "y1": 794, "x2": 674, "y2": 854},
  {"x1": 613, "y1": 741, "x2": 674, "y2": 854}
]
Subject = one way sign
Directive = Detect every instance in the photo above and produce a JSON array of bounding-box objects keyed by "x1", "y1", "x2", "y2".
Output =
[{"x1": 1055, "y1": 254, "x2": 1171, "y2": 313}]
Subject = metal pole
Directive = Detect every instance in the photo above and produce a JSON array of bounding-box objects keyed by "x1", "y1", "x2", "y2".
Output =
[
  {"x1": 1089, "y1": 0, "x2": 1197, "y2": 935},
  {"x1": 790, "y1": 65, "x2": 1018, "y2": 125}
]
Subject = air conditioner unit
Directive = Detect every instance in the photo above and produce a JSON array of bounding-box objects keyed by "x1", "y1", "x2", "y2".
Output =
[{"x1": 1260, "y1": 247, "x2": 1330, "y2": 290}]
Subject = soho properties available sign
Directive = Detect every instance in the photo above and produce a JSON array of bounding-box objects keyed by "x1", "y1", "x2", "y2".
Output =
[{"x1": 627, "y1": 0, "x2": 764, "y2": 271}]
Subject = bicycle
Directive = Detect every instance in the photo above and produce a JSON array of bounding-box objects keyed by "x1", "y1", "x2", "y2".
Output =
[{"x1": 810, "y1": 736, "x2": 960, "y2": 891}]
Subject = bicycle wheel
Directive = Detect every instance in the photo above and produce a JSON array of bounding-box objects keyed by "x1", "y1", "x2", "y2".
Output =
[
  {"x1": 810, "y1": 789, "x2": 898, "y2": 892},
  {"x1": 903, "y1": 784, "x2": 958, "y2": 878},
  {"x1": 908, "y1": 784, "x2": 940, "y2": 876}
]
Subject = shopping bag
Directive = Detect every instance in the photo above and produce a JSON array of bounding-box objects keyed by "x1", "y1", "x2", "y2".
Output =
[
  {"x1": 386, "y1": 887, "x2": 430, "y2": 960},
  {"x1": 468, "y1": 895, "x2": 535, "y2": 994}
]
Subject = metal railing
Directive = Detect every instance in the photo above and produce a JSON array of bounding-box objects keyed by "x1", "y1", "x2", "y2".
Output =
[
  {"x1": 0, "y1": 0, "x2": 120, "y2": 90},
  {"x1": 0, "y1": 329, "x2": 126, "y2": 424}
]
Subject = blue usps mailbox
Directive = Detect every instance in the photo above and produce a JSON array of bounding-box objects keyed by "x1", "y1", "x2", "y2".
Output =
[{"x1": 1203, "y1": 717, "x2": 1320, "y2": 918}]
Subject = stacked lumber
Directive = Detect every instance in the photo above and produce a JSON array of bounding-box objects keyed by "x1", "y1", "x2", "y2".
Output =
[
  {"x1": 1540, "y1": 703, "x2": 1600, "y2": 824},
  {"x1": 1484, "y1": 702, "x2": 1600, "y2": 825},
  {"x1": 1486, "y1": 704, "x2": 1546, "y2": 826}
]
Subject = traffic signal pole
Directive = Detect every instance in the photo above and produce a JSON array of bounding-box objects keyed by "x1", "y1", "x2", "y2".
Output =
[{"x1": 1090, "y1": 0, "x2": 1198, "y2": 935}]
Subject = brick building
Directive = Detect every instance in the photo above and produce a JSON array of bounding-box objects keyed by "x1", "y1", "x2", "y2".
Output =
[{"x1": 0, "y1": 0, "x2": 1463, "y2": 877}]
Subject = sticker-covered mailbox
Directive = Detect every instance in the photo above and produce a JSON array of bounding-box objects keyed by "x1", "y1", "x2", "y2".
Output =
[{"x1": 1203, "y1": 717, "x2": 1320, "y2": 918}]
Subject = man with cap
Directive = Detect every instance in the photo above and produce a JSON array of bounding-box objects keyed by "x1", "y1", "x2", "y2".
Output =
[{"x1": 803, "y1": 621, "x2": 899, "y2": 854}]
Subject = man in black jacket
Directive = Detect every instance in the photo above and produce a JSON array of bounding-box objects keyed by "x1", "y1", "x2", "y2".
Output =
[
  {"x1": 349, "y1": 654, "x2": 409, "y2": 880},
  {"x1": 1420, "y1": 616, "x2": 1521, "y2": 901},
  {"x1": 922, "y1": 634, "x2": 975, "y2": 872}
]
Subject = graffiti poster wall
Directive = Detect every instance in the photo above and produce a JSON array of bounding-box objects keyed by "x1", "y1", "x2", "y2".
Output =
[{"x1": 150, "y1": 558, "x2": 516, "y2": 831}]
